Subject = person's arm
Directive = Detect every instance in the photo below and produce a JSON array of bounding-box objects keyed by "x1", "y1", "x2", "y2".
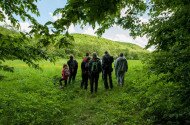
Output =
[
  {"x1": 76, "y1": 60, "x2": 78, "y2": 69},
  {"x1": 114, "y1": 58, "x2": 118, "y2": 70},
  {"x1": 81, "y1": 62, "x2": 85, "y2": 72},
  {"x1": 98, "y1": 60, "x2": 102, "y2": 73},
  {"x1": 125, "y1": 60, "x2": 128, "y2": 72},
  {"x1": 102, "y1": 56, "x2": 105, "y2": 69}
]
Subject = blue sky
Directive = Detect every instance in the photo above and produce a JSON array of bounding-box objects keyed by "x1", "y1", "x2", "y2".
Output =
[{"x1": 34, "y1": 0, "x2": 67, "y2": 24}]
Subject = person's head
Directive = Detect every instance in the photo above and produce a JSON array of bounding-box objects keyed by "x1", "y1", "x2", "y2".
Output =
[
  {"x1": 70, "y1": 55, "x2": 74, "y2": 60},
  {"x1": 86, "y1": 52, "x2": 89, "y2": 57},
  {"x1": 87, "y1": 57, "x2": 91, "y2": 62},
  {"x1": 120, "y1": 53, "x2": 124, "y2": 57},
  {"x1": 105, "y1": 51, "x2": 108, "y2": 55},
  {"x1": 92, "y1": 52, "x2": 97, "y2": 58},
  {"x1": 63, "y1": 64, "x2": 68, "y2": 68}
]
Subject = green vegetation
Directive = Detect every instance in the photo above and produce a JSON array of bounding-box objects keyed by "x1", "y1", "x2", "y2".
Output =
[
  {"x1": 0, "y1": 60, "x2": 185, "y2": 124},
  {"x1": 1, "y1": 0, "x2": 190, "y2": 124},
  {"x1": 0, "y1": 25, "x2": 148, "y2": 76},
  {"x1": 64, "y1": 33, "x2": 149, "y2": 59},
  {"x1": 0, "y1": 60, "x2": 152, "y2": 124}
]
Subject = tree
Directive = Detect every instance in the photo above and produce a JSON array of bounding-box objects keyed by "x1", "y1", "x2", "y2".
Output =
[
  {"x1": 0, "y1": 0, "x2": 73, "y2": 76},
  {"x1": 0, "y1": 0, "x2": 47, "y2": 72}
]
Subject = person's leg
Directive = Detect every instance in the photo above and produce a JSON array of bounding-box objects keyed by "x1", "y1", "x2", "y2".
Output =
[
  {"x1": 72, "y1": 70, "x2": 77, "y2": 81},
  {"x1": 108, "y1": 72, "x2": 113, "y2": 89},
  {"x1": 68, "y1": 72, "x2": 73, "y2": 84},
  {"x1": 81, "y1": 73, "x2": 85, "y2": 89},
  {"x1": 59, "y1": 78, "x2": 64, "y2": 89},
  {"x1": 59, "y1": 78, "x2": 63, "y2": 86},
  {"x1": 117, "y1": 72, "x2": 120, "y2": 85},
  {"x1": 95, "y1": 74, "x2": 99, "y2": 93},
  {"x1": 103, "y1": 70, "x2": 109, "y2": 89},
  {"x1": 84, "y1": 74, "x2": 88, "y2": 90},
  {"x1": 120, "y1": 72, "x2": 125, "y2": 86},
  {"x1": 90, "y1": 75, "x2": 94, "y2": 94},
  {"x1": 64, "y1": 80, "x2": 67, "y2": 86},
  {"x1": 118, "y1": 72, "x2": 122, "y2": 86}
]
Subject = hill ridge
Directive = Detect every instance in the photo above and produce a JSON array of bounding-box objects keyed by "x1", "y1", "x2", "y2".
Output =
[{"x1": 66, "y1": 33, "x2": 149, "y2": 59}]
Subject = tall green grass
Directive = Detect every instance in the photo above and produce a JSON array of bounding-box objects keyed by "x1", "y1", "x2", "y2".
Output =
[{"x1": 0, "y1": 60, "x2": 148, "y2": 124}]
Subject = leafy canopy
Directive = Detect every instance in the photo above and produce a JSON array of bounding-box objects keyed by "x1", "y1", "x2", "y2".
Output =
[{"x1": 0, "y1": 0, "x2": 73, "y2": 73}]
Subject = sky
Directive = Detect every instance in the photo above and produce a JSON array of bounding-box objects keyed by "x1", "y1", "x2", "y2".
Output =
[{"x1": 1, "y1": 0, "x2": 150, "y2": 50}]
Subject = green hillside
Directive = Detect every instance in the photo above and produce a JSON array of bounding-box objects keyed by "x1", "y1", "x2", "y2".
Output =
[
  {"x1": 66, "y1": 34, "x2": 149, "y2": 59},
  {"x1": 0, "y1": 26, "x2": 149, "y2": 60}
]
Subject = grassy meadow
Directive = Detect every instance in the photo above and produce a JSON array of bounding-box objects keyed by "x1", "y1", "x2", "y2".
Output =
[{"x1": 0, "y1": 59, "x2": 149, "y2": 124}]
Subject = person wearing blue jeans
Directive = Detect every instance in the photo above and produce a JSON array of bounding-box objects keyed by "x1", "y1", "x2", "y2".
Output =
[{"x1": 114, "y1": 53, "x2": 128, "y2": 86}]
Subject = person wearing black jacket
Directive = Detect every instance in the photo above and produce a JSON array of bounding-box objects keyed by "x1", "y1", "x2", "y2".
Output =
[
  {"x1": 67, "y1": 55, "x2": 78, "y2": 84},
  {"x1": 89, "y1": 52, "x2": 102, "y2": 94},
  {"x1": 81, "y1": 57, "x2": 91, "y2": 90},
  {"x1": 102, "y1": 51, "x2": 114, "y2": 89}
]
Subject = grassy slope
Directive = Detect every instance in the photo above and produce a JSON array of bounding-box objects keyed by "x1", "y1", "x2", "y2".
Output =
[
  {"x1": 0, "y1": 60, "x2": 147, "y2": 124},
  {"x1": 0, "y1": 26, "x2": 149, "y2": 59},
  {"x1": 67, "y1": 34, "x2": 149, "y2": 59}
]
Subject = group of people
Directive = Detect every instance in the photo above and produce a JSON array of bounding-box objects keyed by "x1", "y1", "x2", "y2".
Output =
[{"x1": 59, "y1": 51, "x2": 128, "y2": 94}]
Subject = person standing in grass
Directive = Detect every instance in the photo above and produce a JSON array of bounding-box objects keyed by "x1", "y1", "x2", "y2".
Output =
[
  {"x1": 59, "y1": 64, "x2": 70, "y2": 89},
  {"x1": 102, "y1": 51, "x2": 114, "y2": 90},
  {"x1": 89, "y1": 52, "x2": 102, "y2": 94},
  {"x1": 81, "y1": 56, "x2": 91, "y2": 90},
  {"x1": 67, "y1": 55, "x2": 78, "y2": 84},
  {"x1": 83, "y1": 52, "x2": 90, "y2": 62},
  {"x1": 115, "y1": 53, "x2": 128, "y2": 86}
]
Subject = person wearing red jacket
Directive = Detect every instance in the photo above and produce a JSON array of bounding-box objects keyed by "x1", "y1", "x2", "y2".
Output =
[
  {"x1": 83, "y1": 52, "x2": 90, "y2": 62},
  {"x1": 59, "y1": 64, "x2": 70, "y2": 89}
]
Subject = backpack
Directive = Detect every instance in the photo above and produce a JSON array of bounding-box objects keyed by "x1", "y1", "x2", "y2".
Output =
[
  {"x1": 91, "y1": 60, "x2": 99, "y2": 73},
  {"x1": 119, "y1": 59, "x2": 127, "y2": 72},
  {"x1": 84, "y1": 61, "x2": 89, "y2": 69},
  {"x1": 104, "y1": 56, "x2": 114, "y2": 69}
]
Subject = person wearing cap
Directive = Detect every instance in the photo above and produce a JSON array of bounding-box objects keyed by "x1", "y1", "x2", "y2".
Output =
[
  {"x1": 114, "y1": 53, "x2": 128, "y2": 86},
  {"x1": 89, "y1": 52, "x2": 102, "y2": 94}
]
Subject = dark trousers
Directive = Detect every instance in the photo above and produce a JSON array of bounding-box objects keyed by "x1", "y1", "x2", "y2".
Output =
[
  {"x1": 69, "y1": 70, "x2": 77, "y2": 83},
  {"x1": 59, "y1": 78, "x2": 67, "y2": 86},
  {"x1": 90, "y1": 73, "x2": 99, "y2": 93},
  {"x1": 81, "y1": 73, "x2": 89, "y2": 90},
  {"x1": 103, "y1": 70, "x2": 113, "y2": 89}
]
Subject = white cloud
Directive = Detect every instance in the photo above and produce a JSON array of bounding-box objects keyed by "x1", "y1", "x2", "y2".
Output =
[
  {"x1": 139, "y1": 16, "x2": 149, "y2": 23},
  {"x1": 103, "y1": 32, "x2": 148, "y2": 48},
  {"x1": 19, "y1": 22, "x2": 32, "y2": 32},
  {"x1": 134, "y1": 36, "x2": 148, "y2": 47},
  {"x1": 0, "y1": 8, "x2": 11, "y2": 26},
  {"x1": 83, "y1": 27, "x2": 97, "y2": 36},
  {"x1": 120, "y1": 7, "x2": 129, "y2": 18},
  {"x1": 68, "y1": 24, "x2": 76, "y2": 33},
  {"x1": 112, "y1": 34, "x2": 133, "y2": 43},
  {"x1": 49, "y1": 12, "x2": 62, "y2": 21}
]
